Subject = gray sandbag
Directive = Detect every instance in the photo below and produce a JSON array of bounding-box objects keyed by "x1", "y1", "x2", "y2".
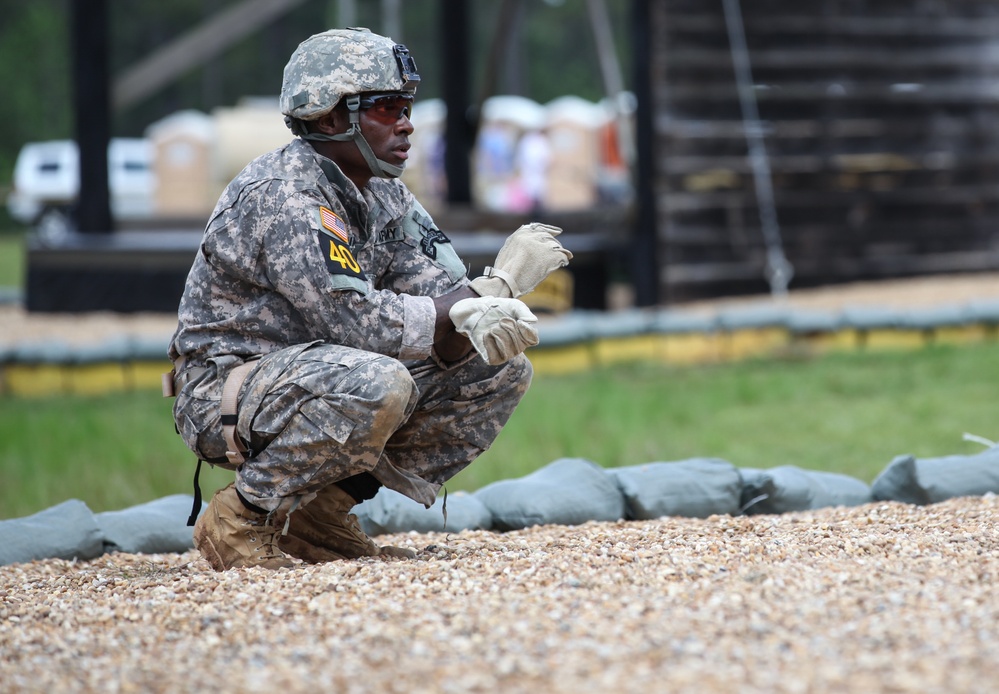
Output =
[
  {"x1": 841, "y1": 306, "x2": 902, "y2": 330},
  {"x1": 717, "y1": 303, "x2": 792, "y2": 331},
  {"x1": 607, "y1": 458, "x2": 742, "y2": 519},
  {"x1": 474, "y1": 458, "x2": 626, "y2": 531},
  {"x1": 536, "y1": 312, "x2": 594, "y2": 347},
  {"x1": 653, "y1": 309, "x2": 717, "y2": 335},
  {"x1": 355, "y1": 488, "x2": 492, "y2": 535},
  {"x1": 96, "y1": 495, "x2": 203, "y2": 554},
  {"x1": 787, "y1": 308, "x2": 841, "y2": 335},
  {"x1": 872, "y1": 450, "x2": 999, "y2": 505},
  {"x1": 0, "y1": 499, "x2": 104, "y2": 566},
  {"x1": 966, "y1": 298, "x2": 999, "y2": 324},
  {"x1": 740, "y1": 466, "x2": 873, "y2": 515},
  {"x1": 900, "y1": 305, "x2": 970, "y2": 330},
  {"x1": 72, "y1": 335, "x2": 131, "y2": 365},
  {"x1": 587, "y1": 309, "x2": 655, "y2": 338}
]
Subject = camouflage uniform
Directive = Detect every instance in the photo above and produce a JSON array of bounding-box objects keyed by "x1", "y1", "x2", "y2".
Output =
[{"x1": 168, "y1": 137, "x2": 533, "y2": 511}]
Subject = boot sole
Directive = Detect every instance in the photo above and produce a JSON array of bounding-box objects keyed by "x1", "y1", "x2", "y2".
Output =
[
  {"x1": 279, "y1": 534, "x2": 350, "y2": 564},
  {"x1": 193, "y1": 523, "x2": 227, "y2": 572}
]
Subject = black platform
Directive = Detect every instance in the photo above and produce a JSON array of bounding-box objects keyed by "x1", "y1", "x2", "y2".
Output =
[
  {"x1": 25, "y1": 217, "x2": 622, "y2": 313},
  {"x1": 26, "y1": 230, "x2": 202, "y2": 313}
]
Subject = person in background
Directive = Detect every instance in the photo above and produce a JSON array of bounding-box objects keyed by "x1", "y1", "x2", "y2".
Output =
[
  {"x1": 165, "y1": 28, "x2": 571, "y2": 571},
  {"x1": 514, "y1": 126, "x2": 552, "y2": 213}
]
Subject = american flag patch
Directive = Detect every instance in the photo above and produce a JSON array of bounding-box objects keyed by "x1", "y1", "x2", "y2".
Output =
[{"x1": 319, "y1": 206, "x2": 349, "y2": 243}]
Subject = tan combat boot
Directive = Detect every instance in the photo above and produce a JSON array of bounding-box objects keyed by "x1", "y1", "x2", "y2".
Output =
[
  {"x1": 281, "y1": 484, "x2": 416, "y2": 562},
  {"x1": 194, "y1": 483, "x2": 295, "y2": 571}
]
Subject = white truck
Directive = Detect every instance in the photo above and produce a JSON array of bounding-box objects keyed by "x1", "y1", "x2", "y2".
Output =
[{"x1": 6, "y1": 138, "x2": 156, "y2": 239}]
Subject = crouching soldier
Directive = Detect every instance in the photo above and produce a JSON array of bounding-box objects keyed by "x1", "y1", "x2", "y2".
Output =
[{"x1": 165, "y1": 28, "x2": 571, "y2": 570}]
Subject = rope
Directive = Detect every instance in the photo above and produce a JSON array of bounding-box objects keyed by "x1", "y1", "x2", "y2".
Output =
[{"x1": 721, "y1": 0, "x2": 793, "y2": 297}]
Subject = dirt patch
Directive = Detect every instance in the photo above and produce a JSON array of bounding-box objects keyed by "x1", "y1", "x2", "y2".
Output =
[
  {"x1": 0, "y1": 307, "x2": 176, "y2": 349},
  {"x1": 4, "y1": 272, "x2": 999, "y2": 349},
  {"x1": 679, "y1": 272, "x2": 999, "y2": 313}
]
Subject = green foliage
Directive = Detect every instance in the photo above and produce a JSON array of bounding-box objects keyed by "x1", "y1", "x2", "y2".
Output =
[
  {"x1": 518, "y1": 0, "x2": 631, "y2": 101},
  {"x1": 0, "y1": 0, "x2": 72, "y2": 184},
  {"x1": 3, "y1": 342, "x2": 998, "y2": 519},
  {"x1": 0, "y1": 1, "x2": 633, "y2": 185},
  {"x1": 0, "y1": 230, "x2": 26, "y2": 287}
]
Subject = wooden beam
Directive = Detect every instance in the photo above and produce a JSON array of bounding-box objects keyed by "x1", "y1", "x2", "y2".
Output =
[
  {"x1": 476, "y1": 0, "x2": 523, "y2": 116},
  {"x1": 71, "y1": 0, "x2": 112, "y2": 233},
  {"x1": 113, "y1": 0, "x2": 310, "y2": 111},
  {"x1": 441, "y1": 0, "x2": 472, "y2": 204},
  {"x1": 631, "y1": 0, "x2": 659, "y2": 306},
  {"x1": 665, "y1": 14, "x2": 999, "y2": 37},
  {"x1": 663, "y1": 46, "x2": 999, "y2": 72}
]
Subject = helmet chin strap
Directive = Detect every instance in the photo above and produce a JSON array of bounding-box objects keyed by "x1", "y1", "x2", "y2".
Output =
[{"x1": 297, "y1": 95, "x2": 404, "y2": 179}]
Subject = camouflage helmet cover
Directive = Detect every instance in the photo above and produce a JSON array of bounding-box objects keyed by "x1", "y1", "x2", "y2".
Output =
[{"x1": 280, "y1": 27, "x2": 419, "y2": 122}]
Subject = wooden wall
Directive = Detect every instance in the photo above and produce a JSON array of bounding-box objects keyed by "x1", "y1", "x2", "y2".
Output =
[{"x1": 651, "y1": 1, "x2": 999, "y2": 302}]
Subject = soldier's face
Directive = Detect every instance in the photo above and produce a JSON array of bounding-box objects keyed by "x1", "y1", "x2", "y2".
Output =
[
  {"x1": 320, "y1": 100, "x2": 415, "y2": 185},
  {"x1": 358, "y1": 102, "x2": 414, "y2": 169}
]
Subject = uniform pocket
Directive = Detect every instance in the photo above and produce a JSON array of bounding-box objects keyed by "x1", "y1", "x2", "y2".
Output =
[
  {"x1": 299, "y1": 396, "x2": 357, "y2": 445},
  {"x1": 175, "y1": 398, "x2": 232, "y2": 467},
  {"x1": 247, "y1": 394, "x2": 358, "y2": 458}
]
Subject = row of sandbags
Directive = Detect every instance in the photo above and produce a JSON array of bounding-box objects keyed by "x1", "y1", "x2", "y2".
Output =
[
  {"x1": 6, "y1": 299, "x2": 999, "y2": 367},
  {"x1": 0, "y1": 494, "x2": 201, "y2": 567},
  {"x1": 354, "y1": 450, "x2": 999, "y2": 535},
  {"x1": 4, "y1": 448, "x2": 997, "y2": 566},
  {"x1": 0, "y1": 333, "x2": 172, "y2": 366},
  {"x1": 537, "y1": 300, "x2": 999, "y2": 347}
]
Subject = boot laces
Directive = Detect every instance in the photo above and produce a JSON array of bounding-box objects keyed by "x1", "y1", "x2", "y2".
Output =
[
  {"x1": 243, "y1": 517, "x2": 285, "y2": 560},
  {"x1": 344, "y1": 513, "x2": 370, "y2": 542}
]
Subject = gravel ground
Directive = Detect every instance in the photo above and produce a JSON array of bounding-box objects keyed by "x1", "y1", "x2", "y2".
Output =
[
  {"x1": 3, "y1": 274, "x2": 999, "y2": 692},
  {"x1": 2, "y1": 496, "x2": 997, "y2": 694}
]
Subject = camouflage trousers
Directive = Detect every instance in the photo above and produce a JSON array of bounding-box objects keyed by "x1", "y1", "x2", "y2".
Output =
[{"x1": 173, "y1": 343, "x2": 532, "y2": 511}]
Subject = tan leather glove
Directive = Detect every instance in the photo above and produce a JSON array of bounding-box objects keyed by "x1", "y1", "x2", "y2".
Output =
[
  {"x1": 469, "y1": 222, "x2": 573, "y2": 298},
  {"x1": 449, "y1": 296, "x2": 539, "y2": 365}
]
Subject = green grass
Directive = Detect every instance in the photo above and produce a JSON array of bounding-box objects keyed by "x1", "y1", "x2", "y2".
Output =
[
  {"x1": 0, "y1": 230, "x2": 26, "y2": 288},
  {"x1": 0, "y1": 391, "x2": 234, "y2": 519},
  {"x1": 3, "y1": 341, "x2": 999, "y2": 519},
  {"x1": 450, "y1": 341, "x2": 999, "y2": 490}
]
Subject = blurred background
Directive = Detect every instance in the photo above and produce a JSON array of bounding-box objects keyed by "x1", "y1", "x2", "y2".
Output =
[
  {"x1": 6, "y1": 0, "x2": 999, "y2": 518},
  {"x1": 4, "y1": 0, "x2": 999, "y2": 313}
]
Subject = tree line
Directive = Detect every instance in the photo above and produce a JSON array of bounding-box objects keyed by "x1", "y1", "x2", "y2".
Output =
[{"x1": 0, "y1": 0, "x2": 631, "y2": 200}]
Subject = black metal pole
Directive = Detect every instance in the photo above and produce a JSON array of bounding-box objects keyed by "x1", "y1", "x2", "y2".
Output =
[
  {"x1": 440, "y1": 0, "x2": 472, "y2": 204},
  {"x1": 630, "y1": 0, "x2": 658, "y2": 305},
  {"x1": 70, "y1": 0, "x2": 113, "y2": 233}
]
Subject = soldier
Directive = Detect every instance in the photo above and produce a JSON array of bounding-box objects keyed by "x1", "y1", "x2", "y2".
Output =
[{"x1": 166, "y1": 28, "x2": 571, "y2": 571}]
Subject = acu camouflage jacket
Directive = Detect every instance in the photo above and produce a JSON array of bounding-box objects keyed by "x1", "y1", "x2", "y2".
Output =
[{"x1": 169, "y1": 137, "x2": 469, "y2": 367}]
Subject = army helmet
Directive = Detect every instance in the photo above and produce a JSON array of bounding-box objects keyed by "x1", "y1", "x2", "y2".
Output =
[
  {"x1": 280, "y1": 27, "x2": 420, "y2": 179},
  {"x1": 280, "y1": 27, "x2": 419, "y2": 121}
]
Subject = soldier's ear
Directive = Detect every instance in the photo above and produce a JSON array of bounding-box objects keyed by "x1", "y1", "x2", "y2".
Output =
[
  {"x1": 312, "y1": 113, "x2": 338, "y2": 135},
  {"x1": 317, "y1": 105, "x2": 351, "y2": 135}
]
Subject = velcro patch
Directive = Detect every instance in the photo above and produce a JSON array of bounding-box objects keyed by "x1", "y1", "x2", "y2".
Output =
[
  {"x1": 420, "y1": 226, "x2": 451, "y2": 260},
  {"x1": 315, "y1": 207, "x2": 365, "y2": 280},
  {"x1": 317, "y1": 228, "x2": 367, "y2": 280},
  {"x1": 319, "y1": 206, "x2": 350, "y2": 243}
]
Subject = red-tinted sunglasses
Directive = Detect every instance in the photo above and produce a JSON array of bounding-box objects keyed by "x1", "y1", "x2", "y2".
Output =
[{"x1": 359, "y1": 93, "x2": 414, "y2": 124}]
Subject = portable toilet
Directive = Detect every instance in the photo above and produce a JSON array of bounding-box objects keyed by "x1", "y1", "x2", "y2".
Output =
[
  {"x1": 146, "y1": 110, "x2": 216, "y2": 218},
  {"x1": 212, "y1": 97, "x2": 293, "y2": 187},
  {"x1": 543, "y1": 96, "x2": 602, "y2": 211},
  {"x1": 402, "y1": 98, "x2": 447, "y2": 214}
]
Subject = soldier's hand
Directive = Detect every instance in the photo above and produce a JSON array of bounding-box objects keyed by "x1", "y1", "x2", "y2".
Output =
[
  {"x1": 448, "y1": 296, "x2": 539, "y2": 365},
  {"x1": 469, "y1": 222, "x2": 572, "y2": 299}
]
